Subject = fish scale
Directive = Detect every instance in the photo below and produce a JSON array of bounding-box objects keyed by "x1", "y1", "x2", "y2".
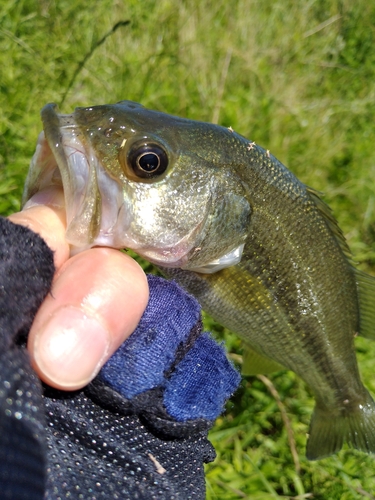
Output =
[{"x1": 23, "y1": 100, "x2": 375, "y2": 460}]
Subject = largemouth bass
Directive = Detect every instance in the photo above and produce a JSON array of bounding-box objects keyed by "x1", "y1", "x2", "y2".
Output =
[{"x1": 23, "y1": 101, "x2": 375, "y2": 460}]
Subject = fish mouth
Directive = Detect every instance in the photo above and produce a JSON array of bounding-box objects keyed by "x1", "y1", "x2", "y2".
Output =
[
  {"x1": 23, "y1": 103, "x2": 130, "y2": 251},
  {"x1": 22, "y1": 104, "x2": 207, "y2": 265}
]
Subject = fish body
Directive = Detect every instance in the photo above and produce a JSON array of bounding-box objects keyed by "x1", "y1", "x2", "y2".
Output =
[{"x1": 24, "y1": 101, "x2": 375, "y2": 459}]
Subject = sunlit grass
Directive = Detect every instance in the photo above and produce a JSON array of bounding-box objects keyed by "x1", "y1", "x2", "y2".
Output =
[{"x1": 2, "y1": 1, "x2": 375, "y2": 498}]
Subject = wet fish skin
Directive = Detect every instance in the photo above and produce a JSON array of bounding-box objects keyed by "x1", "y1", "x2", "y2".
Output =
[
  {"x1": 162, "y1": 147, "x2": 373, "y2": 460},
  {"x1": 23, "y1": 101, "x2": 375, "y2": 460}
]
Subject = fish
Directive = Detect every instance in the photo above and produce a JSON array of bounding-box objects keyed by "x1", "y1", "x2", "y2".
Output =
[{"x1": 23, "y1": 100, "x2": 375, "y2": 460}]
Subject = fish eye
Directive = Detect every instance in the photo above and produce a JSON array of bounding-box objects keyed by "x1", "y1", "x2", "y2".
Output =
[{"x1": 127, "y1": 142, "x2": 168, "y2": 179}]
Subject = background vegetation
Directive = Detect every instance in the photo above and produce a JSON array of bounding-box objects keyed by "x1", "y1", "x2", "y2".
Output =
[{"x1": 1, "y1": 1, "x2": 375, "y2": 498}]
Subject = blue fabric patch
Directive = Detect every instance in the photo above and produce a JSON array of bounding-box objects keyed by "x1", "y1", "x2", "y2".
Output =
[
  {"x1": 99, "y1": 275, "x2": 201, "y2": 398},
  {"x1": 163, "y1": 333, "x2": 241, "y2": 421},
  {"x1": 99, "y1": 275, "x2": 240, "y2": 421}
]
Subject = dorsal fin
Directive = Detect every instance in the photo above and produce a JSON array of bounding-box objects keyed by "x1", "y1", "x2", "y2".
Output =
[
  {"x1": 355, "y1": 269, "x2": 375, "y2": 340},
  {"x1": 306, "y1": 187, "x2": 352, "y2": 259},
  {"x1": 307, "y1": 188, "x2": 375, "y2": 340}
]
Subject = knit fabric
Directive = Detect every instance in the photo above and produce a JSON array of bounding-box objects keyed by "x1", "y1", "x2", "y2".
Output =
[
  {"x1": 99, "y1": 276, "x2": 202, "y2": 398},
  {"x1": 0, "y1": 217, "x2": 240, "y2": 499},
  {"x1": 0, "y1": 218, "x2": 54, "y2": 500},
  {"x1": 100, "y1": 275, "x2": 240, "y2": 422}
]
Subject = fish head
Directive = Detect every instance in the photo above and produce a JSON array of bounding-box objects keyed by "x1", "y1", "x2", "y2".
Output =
[{"x1": 23, "y1": 101, "x2": 251, "y2": 271}]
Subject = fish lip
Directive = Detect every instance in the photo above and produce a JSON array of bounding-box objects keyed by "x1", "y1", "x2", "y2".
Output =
[
  {"x1": 41, "y1": 103, "x2": 75, "y2": 175},
  {"x1": 39, "y1": 103, "x2": 97, "y2": 248},
  {"x1": 40, "y1": 103, "x2": 79, "y2": 207},
  {"x1": 25, "y1": 103, "x2": 109, "y2": 251},
  {"x1": 22, "y1": 103, "x2": 76, "y2": 208}
]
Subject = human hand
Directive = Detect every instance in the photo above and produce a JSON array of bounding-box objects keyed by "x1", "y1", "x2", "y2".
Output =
[{"x1": 8, "y1": 186, "x2": 149, "y2": 391}]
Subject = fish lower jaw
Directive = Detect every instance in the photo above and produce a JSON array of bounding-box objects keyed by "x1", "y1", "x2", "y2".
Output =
[
  {"x1": 134, "y1": 243, "x2": 246, "y2": 273},
  {"x1": 135, "y1": 247, "x2": 192, "y2": 269}
]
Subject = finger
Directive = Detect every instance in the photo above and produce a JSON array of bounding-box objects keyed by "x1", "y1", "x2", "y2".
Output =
[
  {"x1": 27, "y1": 248, "x2": 149, "y2": 390},
  {"x1": 8, "y1": 186, "x2": 70, "y2": 270}
]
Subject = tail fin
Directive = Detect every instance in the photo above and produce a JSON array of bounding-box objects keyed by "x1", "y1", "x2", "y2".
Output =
[{"x1": 306, "y1": 393, "x2": 375, "y2": 460}]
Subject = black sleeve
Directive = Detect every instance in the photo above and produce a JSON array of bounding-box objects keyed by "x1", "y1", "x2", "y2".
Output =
[
  {"x1": 0, "y1": 217, "x2": 239, "y2": 500},
  {"x1": 0, "y1": 217, "x2": 54, "y2": 500}
]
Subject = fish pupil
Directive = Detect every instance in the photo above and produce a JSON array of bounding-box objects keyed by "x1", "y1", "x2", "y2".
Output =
[
  {"x1": 138, "y1": 152, "x2": 160, "y2": 172},
  {"x1": 127, "y1": 142, "x2": 168, "y2": 179}
]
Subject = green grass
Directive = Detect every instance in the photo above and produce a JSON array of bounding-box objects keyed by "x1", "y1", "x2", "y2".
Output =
[{"x1": 2, "y1": 1, "x2": 375, "y2": 498}]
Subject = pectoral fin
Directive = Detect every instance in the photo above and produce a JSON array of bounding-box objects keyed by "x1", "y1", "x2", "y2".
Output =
[{"x1": 242, "y1": 345, "x2": 285, "y2": 375}]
